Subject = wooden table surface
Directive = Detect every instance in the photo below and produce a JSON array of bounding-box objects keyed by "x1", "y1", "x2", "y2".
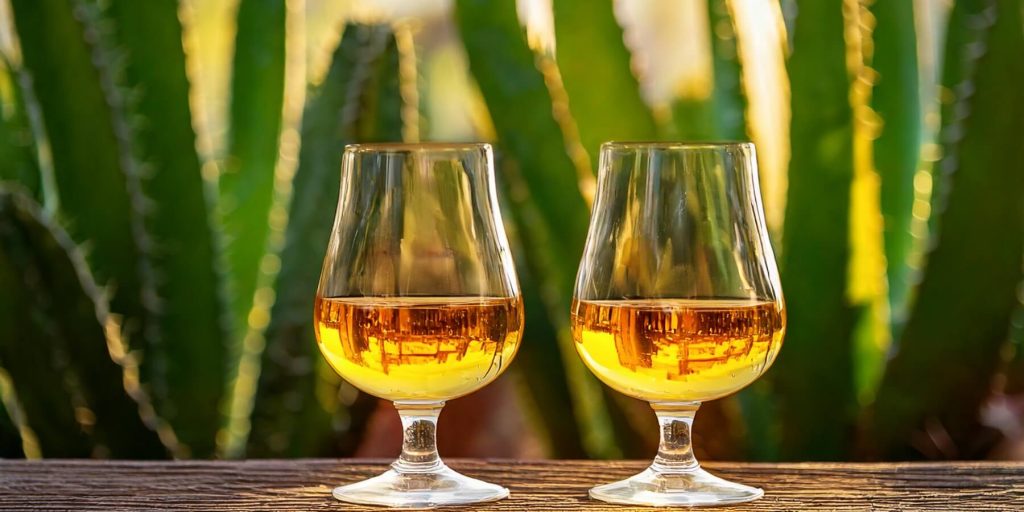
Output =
[{"x1": 0, "y1": 459, "x2": 1022, "y2": 511}]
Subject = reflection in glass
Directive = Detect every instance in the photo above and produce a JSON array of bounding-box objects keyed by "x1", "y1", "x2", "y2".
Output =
[
  {"x1": 316, "y1": 143, "x2": 522, "y2": 507},
  {"x1": 572, "y1": 142, "x2": 785, "y2": 506}
]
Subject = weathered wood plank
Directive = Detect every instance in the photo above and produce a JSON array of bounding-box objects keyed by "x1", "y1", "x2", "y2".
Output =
[{"x1": 0, "y1": 460, "x2": 1021, "y2": 510}]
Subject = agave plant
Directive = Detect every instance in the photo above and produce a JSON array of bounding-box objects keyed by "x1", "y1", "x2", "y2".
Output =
[
  {"x1": 0, "y1": 0, "x2": 402, "y2": 459},
  {"x1": 460, "y1": 0, "x2": 1024, "y2": 461},
  {"x1": 0, "y1": 0, "x2": 1022, "y2": 463}
]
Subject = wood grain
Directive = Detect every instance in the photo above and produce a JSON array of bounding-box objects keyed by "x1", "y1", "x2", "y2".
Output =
[{"x1": 0, "y1": 459, "x2": 1021, "y2": 511}]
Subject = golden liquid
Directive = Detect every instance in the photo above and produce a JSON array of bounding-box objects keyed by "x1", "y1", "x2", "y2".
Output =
[
  {"x1": 571, "y1": 299, "x2": 784, "y2": 402},
  {"x1": 314, "y1": 296, "x2": 523, "y2": 401}
]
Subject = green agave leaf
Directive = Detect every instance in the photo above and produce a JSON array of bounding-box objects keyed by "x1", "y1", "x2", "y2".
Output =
[
  {"x1": 869, "y1": 0, "x2": 1024, "y2": 460},
  {"x1": 926, "y1": 0, "x2": 984, "y2": 234},
  {"x1": 0, "y1": 187, "x2": 170, "y2": 458},
  {"x1": 704, "y1": 0, "x2": 747, "y2": 141},
  {"x1": 7, "y1": 0, "x2": 166, "y2": 441},
  {"x1": 496, "y1": 157, "x2": 588, "y2": 458},
  {"x1": 0, "y1": 60, "x2": 37, "y2": 460},
  {"x1": 0, "y1": 55, "x2": 38, "y2": 462},
  {"x1": 0, "y1": 58, "x2": 41, "y2": 200},
  {"x1": 237, "y1": 25, "x2": 397, "y2": 458},
  {"x1": 99, "y1": 0, "x2": 228, "y2": 457},
  {"x1": 870, "y1": 0, "x2": 922, "y2": 328},
  {"x1": 551, "y1": 0, "x2": 659, "y2": 165},
  {"x1": 670, "y1": 0, "x2": 747, "y2": 141},
  {"x1": 771, "y1": 0, "x2": 857, "y2": 460},
  {"x1": 454, "y1": 0, "x2": 628, "y2": 458},
  {"x1": 219, "y1": 0, "x2": 287, "y2": 350},
  {"x1": 356, "y1": 33, "x2": 403, "y2": 143}
]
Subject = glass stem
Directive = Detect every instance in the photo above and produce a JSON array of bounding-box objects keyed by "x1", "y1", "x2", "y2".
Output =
[
  {"x1": 651, "y1": 401, "x2": 701, "y2": 473},
  {"x1": 393, "y1": 401, "x2": 445, "y2": 474}
]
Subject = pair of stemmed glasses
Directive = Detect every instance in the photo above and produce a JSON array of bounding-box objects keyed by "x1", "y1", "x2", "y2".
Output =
[{"x1": 314, "y1": 141, "x2": 785, "y2": 508}]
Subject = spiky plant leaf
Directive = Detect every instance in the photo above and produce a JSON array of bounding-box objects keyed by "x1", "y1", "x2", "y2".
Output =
[
  {"x1": 97, "y1": 0, "x2": 228, "y2": 457},
  {"x1": 0, "y1": 58, "x2": 41, "y2": 200},
  {"x1": 7, "y1": 0, "x2": 166, "y2": 443},
  {"x1": 551, "y1": 0, "x2": 658, "y2": 164},
  {"x1": 771, "y1": 0, "x2": 857, "y2": 460},
  {"x1": 927, "y1": 0, "x2": 985, "y2": 230},
  {"x1": 705, "y1": 0, "x2": 747, "y2": 141},
  {"x1": 870, "y1": 0, "x2": 922, "y2": 327},
  {"x1": 219, "y1": 0, "x2": 287, "y2": 349},
  {"x1": 0, "y1": 187, "x2": 171, "y2": 458},
  {"x1": 869, "y1": 0, "x2": 1024, "y2": 460},
  {"x1": 238, "y1": 25, "x2": 397, "y2": 458},
  {"x1": 356, "y1": 33, "x2": 402, "y2": 143},
  {"x1": 0, "y1": 60, "x2": 36, "y2": 460},
  {"x1": 455, "y1": 0, "x2": 630, "y2": 458}
]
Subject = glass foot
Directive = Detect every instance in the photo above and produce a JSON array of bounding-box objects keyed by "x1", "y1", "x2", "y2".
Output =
[
  {"x1": 590, "y1": 465, "x2": 763, "y2": 507},
  {"x1": 333, "y1": 463, "x2": 509, "y2": 508}
]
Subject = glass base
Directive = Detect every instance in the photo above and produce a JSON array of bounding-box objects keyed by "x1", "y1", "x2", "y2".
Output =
[
  {"x1": 589, "y1": 465, "x2": 763, "y2": 507},
  {"x1": 333, "y1": 463, "x2": 509, "y2": 508}
]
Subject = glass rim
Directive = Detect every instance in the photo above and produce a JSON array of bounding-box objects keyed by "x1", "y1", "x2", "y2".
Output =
[
  {"x1": 344, "y1": 142, "x2": 492, "y2": 154},
  {"x1": 601, "y1": 141, "x2": 753, "y2": 151}
]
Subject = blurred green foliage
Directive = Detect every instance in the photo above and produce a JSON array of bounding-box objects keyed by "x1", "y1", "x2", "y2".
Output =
[
  {"x1": 243, "y1": 23, "x2": 399, "y2": 459},
  {"x1": 0, "y1": 187, "x2": 170, "y2": 458},
  {"x1": 869, "y1": 0, "x2": 1024, "y2": 460},
  {"x1": 870, "y1": 0, "x2": 921, "y2": 328},
  {"x1": 456, "y1": 0, "x2": 624, "y2": 458},
  {"x1": 219, "y1": 0, "x2": 286, "y2": 350},
  {"x1": 0, "y1": 0, "x2": 1022, "y2": 462},
  {"x1": 773, "y1": 0, "x2": 858, "y2": 460}
]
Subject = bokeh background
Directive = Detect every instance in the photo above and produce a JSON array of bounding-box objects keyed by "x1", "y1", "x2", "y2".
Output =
[{"x1": 1, "y1": 0, "x2": 1022, "y2": 462}]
